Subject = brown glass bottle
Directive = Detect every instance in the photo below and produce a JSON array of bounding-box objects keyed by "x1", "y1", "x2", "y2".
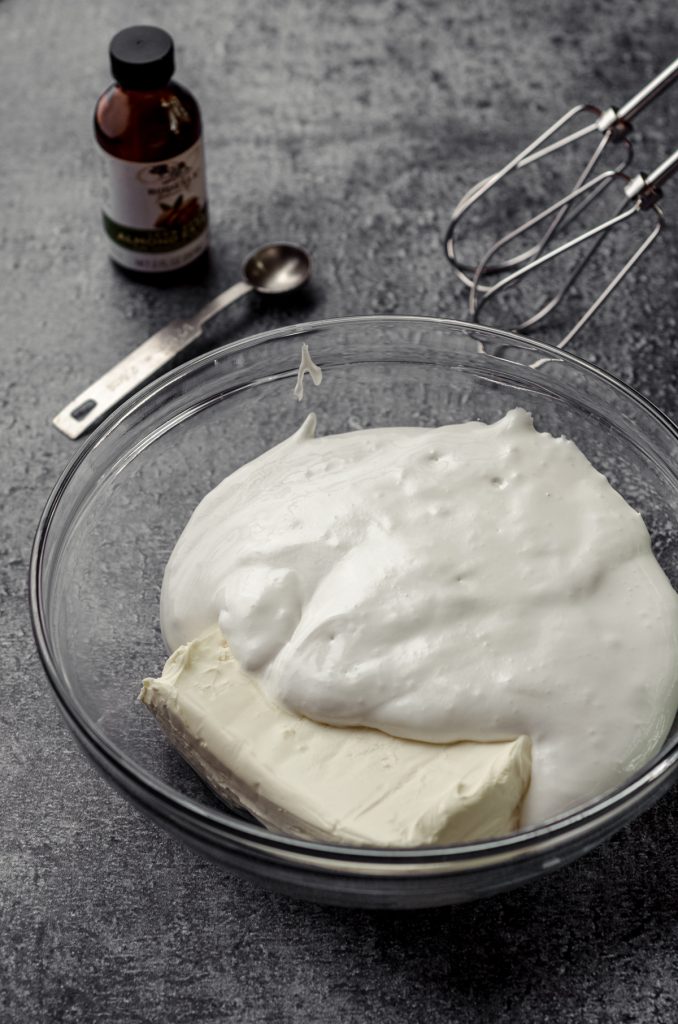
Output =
[{"x1": 95, "y1": 26, "x2": 209, "y2": 279}]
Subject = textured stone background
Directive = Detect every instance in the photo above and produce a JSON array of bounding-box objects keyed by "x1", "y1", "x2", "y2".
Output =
[{"x1": 3, "y1": 0, "x2": 678, "y2": 1020}]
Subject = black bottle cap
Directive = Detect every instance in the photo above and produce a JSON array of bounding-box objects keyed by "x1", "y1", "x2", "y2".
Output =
[{"x1": 109, "y1": 26, "x2": 175, "y2": 89}]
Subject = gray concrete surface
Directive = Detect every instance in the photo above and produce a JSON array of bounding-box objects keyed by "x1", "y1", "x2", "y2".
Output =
[{"x1": 2, "y1": 0, "x2": 678, "y2": 1020}]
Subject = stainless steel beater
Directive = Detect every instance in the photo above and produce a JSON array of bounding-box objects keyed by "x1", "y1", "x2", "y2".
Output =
[{"x1": 444, "y1": 59, "x2": 678, "y2": 349}]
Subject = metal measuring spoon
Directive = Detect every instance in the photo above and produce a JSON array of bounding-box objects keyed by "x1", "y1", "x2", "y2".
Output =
[{"x1": 53, "y1": 242, "x2": 311, "y2": 440}]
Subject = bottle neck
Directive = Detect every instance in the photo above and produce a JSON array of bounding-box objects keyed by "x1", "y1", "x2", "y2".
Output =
[{"x1": 113, "y1": 78, "x2": 174, "y2": 93}]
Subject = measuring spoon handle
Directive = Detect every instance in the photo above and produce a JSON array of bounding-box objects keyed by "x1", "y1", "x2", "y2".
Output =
[{"x1": 53, "y1": 280, "x2": 253, "y2": 440}]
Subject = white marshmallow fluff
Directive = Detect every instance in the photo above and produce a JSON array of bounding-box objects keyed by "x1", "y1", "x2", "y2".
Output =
[{"x1": 160, "y1": 409, "x2": 678, "y2": 827}]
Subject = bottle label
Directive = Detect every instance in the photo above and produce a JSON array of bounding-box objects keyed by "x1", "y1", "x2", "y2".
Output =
[{"x1": 100, "y1": 137, "x2": 209, "y2": 272}]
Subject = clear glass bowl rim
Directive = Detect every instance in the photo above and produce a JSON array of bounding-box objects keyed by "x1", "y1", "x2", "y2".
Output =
[{"x1": 30, "y1": 315, "x2": 678, "y2": 873}]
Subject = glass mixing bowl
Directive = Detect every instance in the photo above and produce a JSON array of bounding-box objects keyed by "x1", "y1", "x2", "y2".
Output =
[{"x1": 31, "y1": 316, "x2": 678, "y2": 909}]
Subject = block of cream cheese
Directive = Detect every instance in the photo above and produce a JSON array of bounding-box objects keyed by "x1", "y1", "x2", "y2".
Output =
[{"x1": 140, "y1": 627, "x2": 531, "y2": 847}]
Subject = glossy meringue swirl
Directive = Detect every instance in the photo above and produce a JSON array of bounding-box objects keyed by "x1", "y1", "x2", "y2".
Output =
[{"x1": 160, "y1": 409, "x2": 678, "y2": 826}]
